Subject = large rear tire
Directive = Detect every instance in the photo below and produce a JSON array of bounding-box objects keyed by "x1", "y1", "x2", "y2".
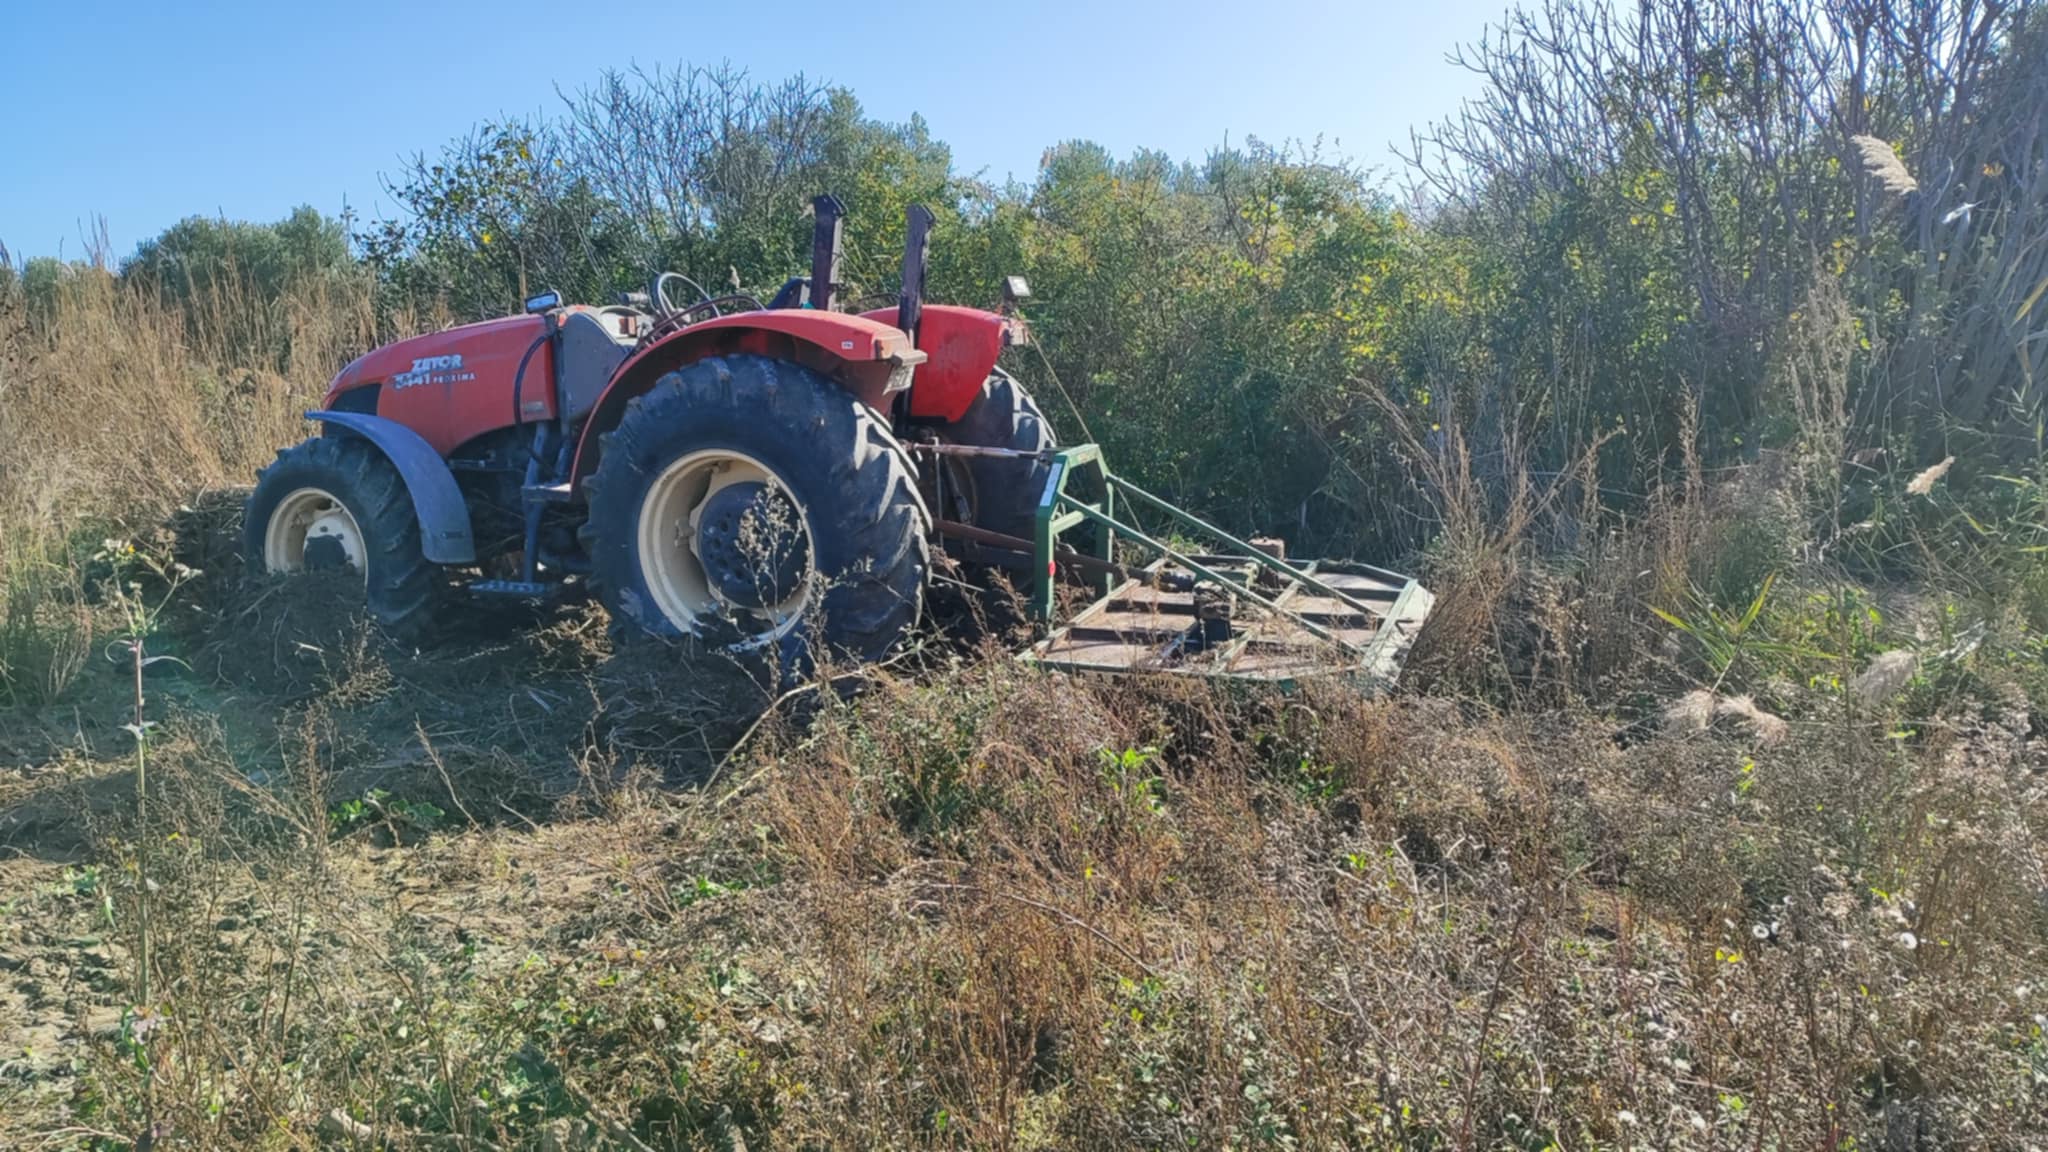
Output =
[
  {"x1": 934, "y1": 367, "x2": 1056, "y2": 542},
  {"x1": 580, "y1": 354, "x2": 930, "y2": 669},
  {"x1": 243, "y1": 435, "x2": 439, "y2": 638}
]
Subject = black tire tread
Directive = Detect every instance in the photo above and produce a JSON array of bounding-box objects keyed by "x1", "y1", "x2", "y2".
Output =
[
  {"x1": 939, "y1": 366, "x2": 1056, "y2": 541},
  {"x1": 244, "y1": 435, "x2": 439, "y2": 639},
  {"x1": 578, "y1": 354, "x2": 929, "y2": 665}
]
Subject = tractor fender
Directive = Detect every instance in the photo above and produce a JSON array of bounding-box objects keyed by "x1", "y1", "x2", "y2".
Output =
[
  {"x1": 569, "y1": 310, "x2": 925, "y2": 489},
  {"x1": 306, "y1": 411, "x2": 477, "y2": 564}
]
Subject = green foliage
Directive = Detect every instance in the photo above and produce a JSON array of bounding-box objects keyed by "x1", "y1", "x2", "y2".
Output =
[
  {"x1": 862, "y1": 685, "x2": 996, "y2": 841},
  {"x1": 328, "y1": 788, "x2": 447, "y2": 838},
  {"x1": 1973, "y1": 471, "x2": 2048, "y2": 632},
  {"x1": 973, "y1": 141, "x2": 1421, "y2": 546},
  {"x1": 0, "y1": 531, "x2": 92, "y2": 707},
  {"x1": 116, "y1": 206, "x2": 359, "y2": 368},
  {"x1": 364, "y1": 67, "x2": 961, "y2": 332},
  {"x1": 1654, "y1": 573, "x2": 1819, "y2": 685},
  {"x1": 124, "y1": 206, "x2": 350, "y2": 302},
  {"x1": 19, "y1": 256, "x2": 75, "y2": 321},
  {"x1": 363, "y1": 122, "x2": 638, "y2": 323},
  {"x1": 1096, "y1": 744, "x2": 1164, "y2": 815}
]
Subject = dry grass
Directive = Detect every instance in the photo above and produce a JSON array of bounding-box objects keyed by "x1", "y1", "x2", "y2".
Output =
[
  {"x1": 0, "y1": 264, "x2": 376, "y2": 533},
  {"x1": 2, "y1": 258, "x2": 2046, "y2": 1150},
  {"x1": 5, "y1": 648, "x2": 2042, "y2": 1149}
]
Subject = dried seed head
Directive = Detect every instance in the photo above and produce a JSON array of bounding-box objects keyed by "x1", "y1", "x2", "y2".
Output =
[
  {"x1": 1851, "y1": 135, "x2": 1918, "y2": 199},
  {"x1": 1905, "y1": 455, "x2": 1954, "y2": 496}
]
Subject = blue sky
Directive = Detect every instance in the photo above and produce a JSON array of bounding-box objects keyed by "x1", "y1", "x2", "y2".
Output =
[{"x1": 1, "y1": 0, "x2": 1505, "y2": 262}]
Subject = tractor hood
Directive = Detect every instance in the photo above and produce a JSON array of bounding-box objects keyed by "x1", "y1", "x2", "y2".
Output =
[
  {"x1": 858, "y1": 304, "x2": 1027, "y2": 424},
  {"x1": 325, "y1": 315, "x2": 548, "y2": 407},
  {"x1": 322, "y1": 314, "x2": 554, "y2": 456}
]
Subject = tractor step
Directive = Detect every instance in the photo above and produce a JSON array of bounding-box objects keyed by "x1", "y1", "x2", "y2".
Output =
[
  {"x1": 469, "y1": 578, "x2": 565, "y2": 600},
  {"x1": 522, "y1": 482, "x2": 575, "y2": 505}
]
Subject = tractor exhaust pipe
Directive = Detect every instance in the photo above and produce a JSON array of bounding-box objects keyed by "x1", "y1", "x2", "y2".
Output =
[
  {"x1": 897, "y1": 204, "x2": 934, "y2": 342},
  {"x1": 809, "y1": 194, "x2": 845, "y2": 311}
]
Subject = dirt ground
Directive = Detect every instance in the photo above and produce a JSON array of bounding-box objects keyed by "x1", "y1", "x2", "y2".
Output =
[
  {"x1": 5, "y1": 507, "x2": 2045, "y2": 1150},
  {"x1": 0, "y1": 499, "x2": 786, "y2": 1138}
]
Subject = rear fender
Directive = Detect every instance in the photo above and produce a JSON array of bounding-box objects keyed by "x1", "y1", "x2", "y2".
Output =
[
  {"x1": 857, "y1": 304, "x2": 1022, "y2": 423},
  {"x1": 308, "y1": 411, "x2": 477, "y2": 564},
  {"x1": 569, "y1": 310, "x2": 924, "y2": 489}
]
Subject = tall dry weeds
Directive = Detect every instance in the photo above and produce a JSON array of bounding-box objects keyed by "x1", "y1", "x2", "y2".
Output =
[
  {"x1": 1773, "y1": 269, "x2": 1856, "y2": 539},
  {"x1": 0, "y1": 260, "x2": 402, "y2": 542},
  {"x1": 13, "y1": 655, "x2": 2033, "y2": 1149}
]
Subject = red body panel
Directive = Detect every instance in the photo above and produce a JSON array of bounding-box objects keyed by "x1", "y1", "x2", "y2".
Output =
[
  {"x1": 858, "y1": 304, "x2": 1014, "y2": 423},
  {"x1": 324, "y1": 315, "x2": 554, "y2": 456},
  {"x1": 324, "y1": 305, "x2": 965, "y2": 478}
]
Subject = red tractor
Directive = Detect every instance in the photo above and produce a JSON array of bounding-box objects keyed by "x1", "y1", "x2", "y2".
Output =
[
  {"x1": 247, "y1": 197, "x2": 1051, "y2": 669},
  {"x1": 251, "y1": 197, "x2": 1435, "y2": 688}
]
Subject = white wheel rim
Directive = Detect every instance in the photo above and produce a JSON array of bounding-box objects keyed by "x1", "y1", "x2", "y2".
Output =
[
  {"x1": 263, "y1": 487, "x2": 366, "y2": 579},
  {"x1": 637, "y1": 449, "x2": 814, "y2": 646}
]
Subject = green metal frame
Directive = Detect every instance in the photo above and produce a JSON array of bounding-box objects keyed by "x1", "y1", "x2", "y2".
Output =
[
  {"x1": 1030, "y1": 444, "x2": 1391, "y2": 658},
  {"x1": 1031, "y1": 444, "x2": 1113, "y2": 624}
]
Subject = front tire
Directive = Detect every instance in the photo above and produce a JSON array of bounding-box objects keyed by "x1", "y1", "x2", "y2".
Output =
[
  {"x1": 243, "y1": 435, "x2": 438, "y2": 638},
  {"x1": 935, "y1": 367, "x2": 1056, "y2": 542},
  {"x1": 580, "y1": 355, "x2": 930, "y2": 668}
]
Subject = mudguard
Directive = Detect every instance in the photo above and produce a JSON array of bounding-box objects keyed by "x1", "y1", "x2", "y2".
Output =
[
  {"x1": 568, "y1": 310, "x2": 925, "y2": 489},
  {"x1": 307, "y1": 411, "x2": 477, "y2": 564}
]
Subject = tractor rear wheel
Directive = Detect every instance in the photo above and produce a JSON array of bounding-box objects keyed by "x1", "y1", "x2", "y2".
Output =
[
  {"x1": 933, "y1": 367, "x2": 1056, "y2": 543},
  {"x1": 580, "y1": 354, "x2": 930, "y2": 669},
  {"x1": 244, "y1": 435, "x2": 438, "y2": 638}
]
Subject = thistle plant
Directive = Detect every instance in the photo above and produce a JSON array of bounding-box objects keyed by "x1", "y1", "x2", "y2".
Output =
[{"x1": 95, "y1": 538, "x2": 196, "y2": 1144}]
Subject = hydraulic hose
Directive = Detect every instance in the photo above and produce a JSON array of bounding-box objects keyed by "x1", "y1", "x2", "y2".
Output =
[
  {"x1": 509, "y1": 329, "x2": 553, "y2": 465},
  {"x1": 509, "y1": 330, "x2": 550, "y2": 431}
]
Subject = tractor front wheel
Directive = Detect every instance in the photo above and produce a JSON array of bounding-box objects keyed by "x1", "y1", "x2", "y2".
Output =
[
  {"x1": 580, "y1": 354, "x2": 930, "y2": 669},
  {"x1": 244, "y1": 435, "x2": 439, "y2": 638},
  {"x1": 933, "y1": 367, "x2": 1056, "y2": 543}
]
